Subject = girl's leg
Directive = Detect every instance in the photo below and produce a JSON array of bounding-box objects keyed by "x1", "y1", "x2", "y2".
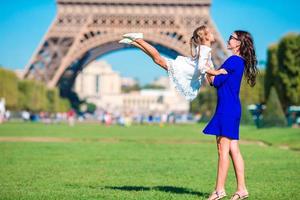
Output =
[
  {"x1": 215, "y1": 136, "x2": 231, "y2": 191},
  {"x1": 229, "y1": 140, "x2": 248, "y2": 196},
  {"x1": 130, "y1": 42, "x2": 151, "y2": 57},
  {"x1": 133, "y1": 39, "x2": 168, "y2": 71}
]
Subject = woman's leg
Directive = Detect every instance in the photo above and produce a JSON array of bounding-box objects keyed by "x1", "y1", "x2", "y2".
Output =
[
  {"x1": 229, "y1": 140, "x2": 248, "y2": 195},
  {"x1": 132, "y1": 39, "x2": 168, "y2": 70},
  {"x1": 208, "y1": 136, "x2": 231, "y2": 200},
  {"x1": 215, "y1": 136, "x2": 231, "y2": 191}
]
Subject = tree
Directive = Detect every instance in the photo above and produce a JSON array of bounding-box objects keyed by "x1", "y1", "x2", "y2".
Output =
[
  {"x1": 240, "y1": 70, "x2": 265, "y2": 105},
  {"x1": 47, "y1": 88, "x2": 70, "y2": 113},
  {"x1": 190, "y1": 86, "x2": 217, "y2": 121},
  {"x1": 0, "y1": 67, "x2": 19, "y2": 110},
  {"x1": 263, "y1": 87, "x2": 287, "y2": 127},
  {"x1": 121, "y1": 84, "x2": 141, "y2": 93},
  {"x1": 276, "y1": 33, "x2": 300, "y2": 110},
  {"x1": 18, "y1": 80, "x2": 48, "y2": 112},
  {"x1": 47, "y1": 88, "x2": 60, "y2": 113},
  {"x1": 240, "y1": 103, "x2": 254, "y2": 125},
  {"x1": 0, "y1": 67, "x2": 71, "y2": 112},
  {"x1": 265, "y1": 44, "x2": 279, "y2": 101},
  {"x1": 141, "y1": 84, "x2": 165, "y2": 90},
  {"x1": 86, "y1": 102, "x2": 97, "y2": 113},
  {"x1": 239, "y1": 70, "x2": 265, "y2": 125},
  {"x1": 57, "y1": 98, "x2": 71, "y2": 112}
]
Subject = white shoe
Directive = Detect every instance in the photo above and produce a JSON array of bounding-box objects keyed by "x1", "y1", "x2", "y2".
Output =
[
  {"x1": 122, "y1": 32, "x2": 143, "y2": 40},
  {"x1": 118, "y1": 38, "x2": 133, "y2": 44}
]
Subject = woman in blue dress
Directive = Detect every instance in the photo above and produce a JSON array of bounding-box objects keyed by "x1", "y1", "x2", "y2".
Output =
[{"x1": 204, "y1": 31, "x2": 258, "y2": 200}]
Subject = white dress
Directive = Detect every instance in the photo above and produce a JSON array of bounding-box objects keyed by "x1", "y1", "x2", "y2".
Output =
[{"x1": 163, "y1": 45, "x2": 214, "y2": 101}]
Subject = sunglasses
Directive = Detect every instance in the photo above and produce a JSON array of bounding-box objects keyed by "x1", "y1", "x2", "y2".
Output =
[{"x1": 229, "y1": 35, "x2": 239, "y2": 41}]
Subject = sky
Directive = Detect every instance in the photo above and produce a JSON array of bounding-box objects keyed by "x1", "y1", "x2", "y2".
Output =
[{"x1": 0, "y1": 0, "x2": 299, "y2": 85}]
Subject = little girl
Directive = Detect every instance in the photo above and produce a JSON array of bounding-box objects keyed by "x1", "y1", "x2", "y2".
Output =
[{"x1": 119, "y1": 25, "x2": 227, "y2": 101}]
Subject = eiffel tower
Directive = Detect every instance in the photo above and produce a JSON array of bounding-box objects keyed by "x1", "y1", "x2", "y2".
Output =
[{"x1": 23, "y1": 0, "x2": 228, "y2": 96}]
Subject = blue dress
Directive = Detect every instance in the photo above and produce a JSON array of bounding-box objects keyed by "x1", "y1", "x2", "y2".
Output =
[{"x1": 203, "y1": 55, "x2": 245, "y2": 140}]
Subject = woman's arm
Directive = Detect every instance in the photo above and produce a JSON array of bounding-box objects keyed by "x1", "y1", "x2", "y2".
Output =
[
  {"x1": 212, "y1": 74, "x2": 231, "y2": 88},
  {"x1": 207, "y1": 72, "x2": 230, "y2": 88},
  {"x1": 210, "y1": 56, "x2": 240, "y2": 88}
]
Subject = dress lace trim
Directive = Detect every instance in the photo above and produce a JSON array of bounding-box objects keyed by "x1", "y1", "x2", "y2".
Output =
[{"x1": 167, "y1": 64, "x2": 199, "y2": 101}]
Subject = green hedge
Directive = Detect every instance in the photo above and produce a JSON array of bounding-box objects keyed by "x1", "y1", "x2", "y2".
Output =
[
  {"x1": 0, "y1": 67, "x2": 70, "y2": 112},
  {"x1": 0, "y1": 68, "x2": 19, "y2": 109}
]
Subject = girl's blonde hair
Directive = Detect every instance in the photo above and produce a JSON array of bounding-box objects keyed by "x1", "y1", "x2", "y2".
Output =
[{"x1": 190, "y1": 25, "x2": 210, "y2": 60}]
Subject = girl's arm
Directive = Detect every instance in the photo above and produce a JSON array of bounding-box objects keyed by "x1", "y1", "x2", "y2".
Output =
[
  {"x1": 206, "y1": 74, "x2": 215, "y2": 86},
  {"x1": 197, "y1": 50, "x2": 227, "y2": 76},
  {"x1": 206, "y1": 68, "x2": 227, "y2": 76}
]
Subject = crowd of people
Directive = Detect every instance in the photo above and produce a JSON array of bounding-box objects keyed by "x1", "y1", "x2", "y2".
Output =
[{"x1": 1, "y1": 105, "x2": 199, "y2": 127}]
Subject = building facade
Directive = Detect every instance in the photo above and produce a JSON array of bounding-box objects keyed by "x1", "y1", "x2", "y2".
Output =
[{"x1": 74, "y1": 60, "x2": 189, "y2": 114}]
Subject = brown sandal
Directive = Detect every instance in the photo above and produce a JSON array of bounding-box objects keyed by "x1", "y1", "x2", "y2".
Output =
[
  {"x1": 207, "y1": 190, "x2": 227, "y2": 200},
  {"x1": 230, "y1": 192, "x2": 249, "y2": 200}
]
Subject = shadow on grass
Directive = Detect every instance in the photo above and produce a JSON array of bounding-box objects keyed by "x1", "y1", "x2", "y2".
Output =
[{"x1": 103, "y1": 185, "x2": 209, "y2": 197}]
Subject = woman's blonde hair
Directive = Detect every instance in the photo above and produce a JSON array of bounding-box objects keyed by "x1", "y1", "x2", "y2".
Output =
[{"x1": 190, "y1": 25, "x2": 210, "y2": 60}]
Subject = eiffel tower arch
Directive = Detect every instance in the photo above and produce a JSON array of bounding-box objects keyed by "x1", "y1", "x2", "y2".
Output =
[{"x1": 23, "y1": 0, "x2": 228, "y2": 96}]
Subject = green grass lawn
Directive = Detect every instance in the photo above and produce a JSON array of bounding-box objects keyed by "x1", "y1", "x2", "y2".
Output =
[{"x1": 0, "y1": 122, "x2": 299, "y2": 200}]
